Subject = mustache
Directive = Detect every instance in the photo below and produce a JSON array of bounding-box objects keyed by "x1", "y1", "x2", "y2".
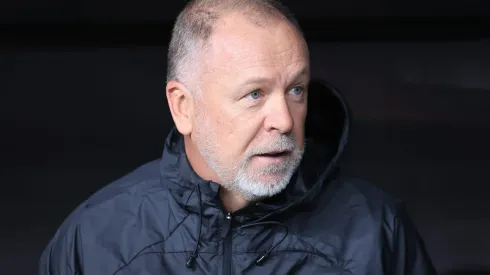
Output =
[{"x1": 247, "y1": 135, "x2": 297, "y2": 156}]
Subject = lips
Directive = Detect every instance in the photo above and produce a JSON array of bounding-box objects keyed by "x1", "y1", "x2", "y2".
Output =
[
  {"x1": 256, "y1": 150, "x2": 291, "y2": 157},
  {"x1": 252, "y1": 150, "x2": 292, "y2": 166}
]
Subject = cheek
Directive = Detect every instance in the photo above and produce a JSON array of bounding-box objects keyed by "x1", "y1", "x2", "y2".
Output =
[
  {"x1": 223, "y1": 109, "x2": 262, "y2": 155},
  {"x1": 206, "y1": 108, "x2": 251, "y2": 162}
]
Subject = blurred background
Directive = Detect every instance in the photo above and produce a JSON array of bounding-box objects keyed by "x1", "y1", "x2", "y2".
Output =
[{"x1": 1, "y1": 0, "x2": 489, "y2": 274}]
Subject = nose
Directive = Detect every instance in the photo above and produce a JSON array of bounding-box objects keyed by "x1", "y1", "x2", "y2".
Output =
[{"x1": 263, "y1": 96, "x2": 294, "y2": 134}]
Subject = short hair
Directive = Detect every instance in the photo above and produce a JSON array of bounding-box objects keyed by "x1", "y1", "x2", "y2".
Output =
[{"x1": 166, "y1": 0, "x2": 303, "y2": 93}]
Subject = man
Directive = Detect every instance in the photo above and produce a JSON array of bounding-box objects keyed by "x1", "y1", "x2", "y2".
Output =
[{"x1": 39, "y1": 0, "x2": 437, "y2": 274}]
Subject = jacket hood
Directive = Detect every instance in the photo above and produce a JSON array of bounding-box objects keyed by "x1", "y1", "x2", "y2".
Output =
[{"x1": 159, "y1": 79, "x2": 351, "y2": 221}]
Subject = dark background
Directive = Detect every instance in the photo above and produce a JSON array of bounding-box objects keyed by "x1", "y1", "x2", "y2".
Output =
[{"x1": 1, "y1": 1, "x2": 490, "y2": 274}]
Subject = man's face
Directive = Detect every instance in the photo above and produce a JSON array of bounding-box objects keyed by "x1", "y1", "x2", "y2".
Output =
[{"x1": 192, "y1": 14, "x2": 309, "y2": 200}]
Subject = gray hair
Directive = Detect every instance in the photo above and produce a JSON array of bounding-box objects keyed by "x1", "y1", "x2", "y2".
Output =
[{"x1": 166, "y1": 0, "x2": 303, "y2": 94}]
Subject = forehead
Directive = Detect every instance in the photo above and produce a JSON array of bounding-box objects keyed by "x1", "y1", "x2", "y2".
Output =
[{"x1": 200, "y1": 13, "x2": 309, "y2": 83}]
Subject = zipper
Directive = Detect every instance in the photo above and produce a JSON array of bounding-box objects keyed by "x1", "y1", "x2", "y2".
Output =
[{"x1": 223, "y1": 212, "x2": 232, "y2": 275}]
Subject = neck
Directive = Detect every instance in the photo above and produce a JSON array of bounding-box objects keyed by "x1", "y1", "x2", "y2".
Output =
[
  {"x1": 220, "y1": 188, "x2": 250, "y2": 213},
  {"x1": 183, "y1": 135, "x2": 250, "y2": 213}
]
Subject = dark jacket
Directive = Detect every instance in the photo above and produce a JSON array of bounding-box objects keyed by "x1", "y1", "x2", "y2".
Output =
[{"x1": 39, "y1": 81, "x2": 437, "y2": 275}]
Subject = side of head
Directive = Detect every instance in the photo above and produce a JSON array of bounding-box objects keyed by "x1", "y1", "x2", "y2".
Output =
[{"x1": 166, "y1": 0, "x2": 310, "y2": 202}]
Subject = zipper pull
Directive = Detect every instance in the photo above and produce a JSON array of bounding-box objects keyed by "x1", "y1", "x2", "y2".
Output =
[{"x1": 226, "y1": 212, "x2": 232, "y2": 220}]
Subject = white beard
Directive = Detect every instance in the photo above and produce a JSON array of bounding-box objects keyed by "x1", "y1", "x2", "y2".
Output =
[{"x1": 194, "y1": 109, "x2": 304, "y2": 201}]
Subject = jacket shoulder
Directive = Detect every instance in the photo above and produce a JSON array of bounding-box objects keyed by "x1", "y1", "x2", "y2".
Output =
[
  {"x1": 317, "y1": 177, "x2": 437, "y2": 274},
  {"x1": 63, "y1": 159, "x2": 164, "y2": 224},
  {"x1": 82, "y1": 159, "x2": 164, "y2": 209},
  {"x1": 312, "y1": 177, "x2": 404, "y2": 238},
  {"x1": 39, "y1": 159, "x2": 169, "y2": 274},
  {"x1": 326, "y1": 177, "x2": 402, "y2": 213}
]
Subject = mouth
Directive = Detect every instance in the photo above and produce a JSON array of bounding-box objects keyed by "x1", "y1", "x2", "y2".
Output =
[
  {"x1": 251, "y1": 150, "x2": 293, "y2": 167},
  {"x1": 255, "y1": 150, "x2": 291, "y2": 157}
]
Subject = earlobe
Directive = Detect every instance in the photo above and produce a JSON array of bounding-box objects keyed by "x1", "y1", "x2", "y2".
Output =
[{"x1": 166, "y1": 80, "x2": 193, "y2": 135}]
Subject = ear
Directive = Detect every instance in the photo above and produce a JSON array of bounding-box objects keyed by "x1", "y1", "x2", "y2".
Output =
[{"x1": 166, "y1": 80, "x2": 195, "y2": 135}]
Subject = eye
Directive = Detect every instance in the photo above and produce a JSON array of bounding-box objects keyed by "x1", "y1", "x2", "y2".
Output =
[
  {"x1": 289, "y1": 86, "x2": 305, "y2": 96},
  {"x1": 246, "y1": 90, "x2": 262, "y2": 100}
]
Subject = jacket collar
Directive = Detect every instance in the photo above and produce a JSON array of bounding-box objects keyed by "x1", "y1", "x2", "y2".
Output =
[
  {"x1": 159, "y1": 127, "x2": 335, "y2": 223},
  {"x1": 159, "y1": 128, "x2": 222, "y2": 214}
]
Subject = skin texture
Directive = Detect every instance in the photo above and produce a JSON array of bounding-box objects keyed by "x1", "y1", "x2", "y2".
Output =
[{"x1": 166, "y1": 12, "x2": 310, "y2": 212}]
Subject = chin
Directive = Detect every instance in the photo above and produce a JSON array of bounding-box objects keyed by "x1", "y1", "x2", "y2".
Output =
[
  {"x1": 254, "y1": 171, "x2": 289, "y2": 184},
  {"x1": 233, "y1": 169, "x2": 294, "y2": 200}
]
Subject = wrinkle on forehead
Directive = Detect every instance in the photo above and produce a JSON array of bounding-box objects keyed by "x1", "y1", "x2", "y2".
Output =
[
  {"x1": 207, "y1": 39, "x2": 306, "y2": 73},
  {"x1": 198, "y1": 14, "x2": 308, "y2": 90}
]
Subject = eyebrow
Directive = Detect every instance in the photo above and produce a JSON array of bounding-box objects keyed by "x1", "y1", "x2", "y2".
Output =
[
  {"x1": 290, "y1": 67, "x2": 310, "y2": 82},
  {"x1": 241, "y1": 67, "x2": 310, "y2": 87}
]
